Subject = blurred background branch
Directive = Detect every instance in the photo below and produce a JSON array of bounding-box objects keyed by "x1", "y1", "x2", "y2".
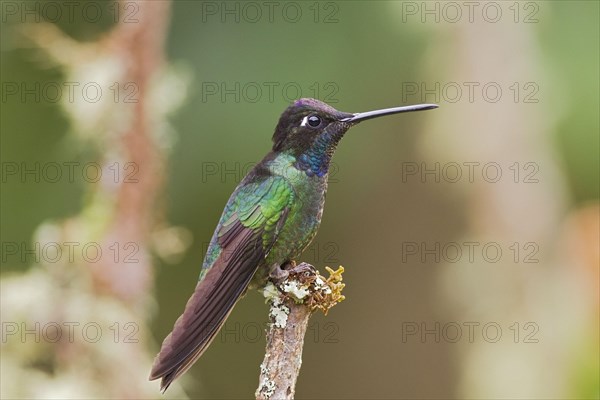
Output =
[{"x1": 1, "y1": 1, "x2": 190, "y2": 398}]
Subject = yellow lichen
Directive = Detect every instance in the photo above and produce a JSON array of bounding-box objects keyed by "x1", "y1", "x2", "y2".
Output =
[{"x1": 306, "y1": 266, "x2": 345, "y2": 315}]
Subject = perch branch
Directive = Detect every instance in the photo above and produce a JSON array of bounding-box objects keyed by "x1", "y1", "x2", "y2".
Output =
[{"x1": 256, "y1": 263, "x2": 345, "y2": 400}]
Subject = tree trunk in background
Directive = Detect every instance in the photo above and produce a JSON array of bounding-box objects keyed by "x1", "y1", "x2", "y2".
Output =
[
  {"x1": 88, "y1": 0, "x2": 171, "y2": 306},
  {"x1": 0, "y1": 1, "x2": 189, "y2": 398}
]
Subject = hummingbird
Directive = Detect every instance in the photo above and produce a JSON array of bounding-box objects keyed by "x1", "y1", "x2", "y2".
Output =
[{"x1": 149, "y1": 98, "x2": 437, "y2": 391}]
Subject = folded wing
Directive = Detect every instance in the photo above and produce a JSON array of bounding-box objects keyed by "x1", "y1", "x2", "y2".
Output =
[{"x1": 149, "y1": 176, "x2": 293, "y2": 391}]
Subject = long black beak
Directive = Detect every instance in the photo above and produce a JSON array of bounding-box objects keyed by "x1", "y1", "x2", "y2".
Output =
[{"x1": 341, "y1": 104, "x2": 438, "y2": 123}]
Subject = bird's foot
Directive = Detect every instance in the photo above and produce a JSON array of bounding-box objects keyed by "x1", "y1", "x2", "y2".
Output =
[
  {"x1": 287, "y1": 262, "x2": 316, "y2": 277},
  {"x1": 268, "y1": 262, "x2": 291, "y2": 284},
  {"x1": 283, "y1": 260, "x2": 296, "y2": 268},
  {"x1": 268, "y1": 260, "x2": 314, "y2": 285},
  {"x1": 270, "y1": 261, "x2": 318, "y2": 287}
]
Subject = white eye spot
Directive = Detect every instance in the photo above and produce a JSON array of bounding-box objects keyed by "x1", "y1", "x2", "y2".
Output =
[{"x1": 300, "y1": 116, "x2": 308, "y2": 127}]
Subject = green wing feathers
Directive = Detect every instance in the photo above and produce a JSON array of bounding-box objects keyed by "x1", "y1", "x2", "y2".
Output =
[
  {"x1": 149, "y1": 176, "x2": 293, "y2": 391},
  {"x1": 220, "y1": 176, "x2": 293, "y2": 247}
]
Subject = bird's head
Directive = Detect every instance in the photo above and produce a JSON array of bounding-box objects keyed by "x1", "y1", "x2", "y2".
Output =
[{"x1": 271, "y1": 98, "x2": 437, "y2": 177}]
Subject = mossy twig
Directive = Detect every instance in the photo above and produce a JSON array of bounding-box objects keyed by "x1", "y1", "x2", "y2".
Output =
[{"x1": 256, "y1": 263, "x2": 345, "y2": 399}]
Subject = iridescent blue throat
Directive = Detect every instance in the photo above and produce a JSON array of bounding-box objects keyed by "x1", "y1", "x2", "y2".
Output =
[{"x1": 294, "y1": 131, "x2": 338, "y2": 178}]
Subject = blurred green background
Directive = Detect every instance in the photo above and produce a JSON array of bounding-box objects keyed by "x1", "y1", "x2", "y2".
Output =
[{"x1": 1, "y1": 1, "x2": 598, "y2": 399}]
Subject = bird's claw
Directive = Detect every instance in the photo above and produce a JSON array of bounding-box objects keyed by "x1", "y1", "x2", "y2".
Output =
[
  {"x1": 269, "y1": 260, "x2": 316, "y2": 285},
  {"x1": 287, "y1": 262, "x2": 316, "y2": 277},
  {"x1": 268, "y1": 262, "x2": 290, "y2": 284}
]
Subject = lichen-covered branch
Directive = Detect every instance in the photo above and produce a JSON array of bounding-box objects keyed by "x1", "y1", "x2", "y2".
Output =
[{"x1": 256, "y1": 263, "x2": 345, "y2": 400}]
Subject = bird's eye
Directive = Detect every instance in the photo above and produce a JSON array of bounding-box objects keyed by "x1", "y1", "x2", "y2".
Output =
[{"x1": 307, "y1": 115, "x2": 321, "y2": 128}]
